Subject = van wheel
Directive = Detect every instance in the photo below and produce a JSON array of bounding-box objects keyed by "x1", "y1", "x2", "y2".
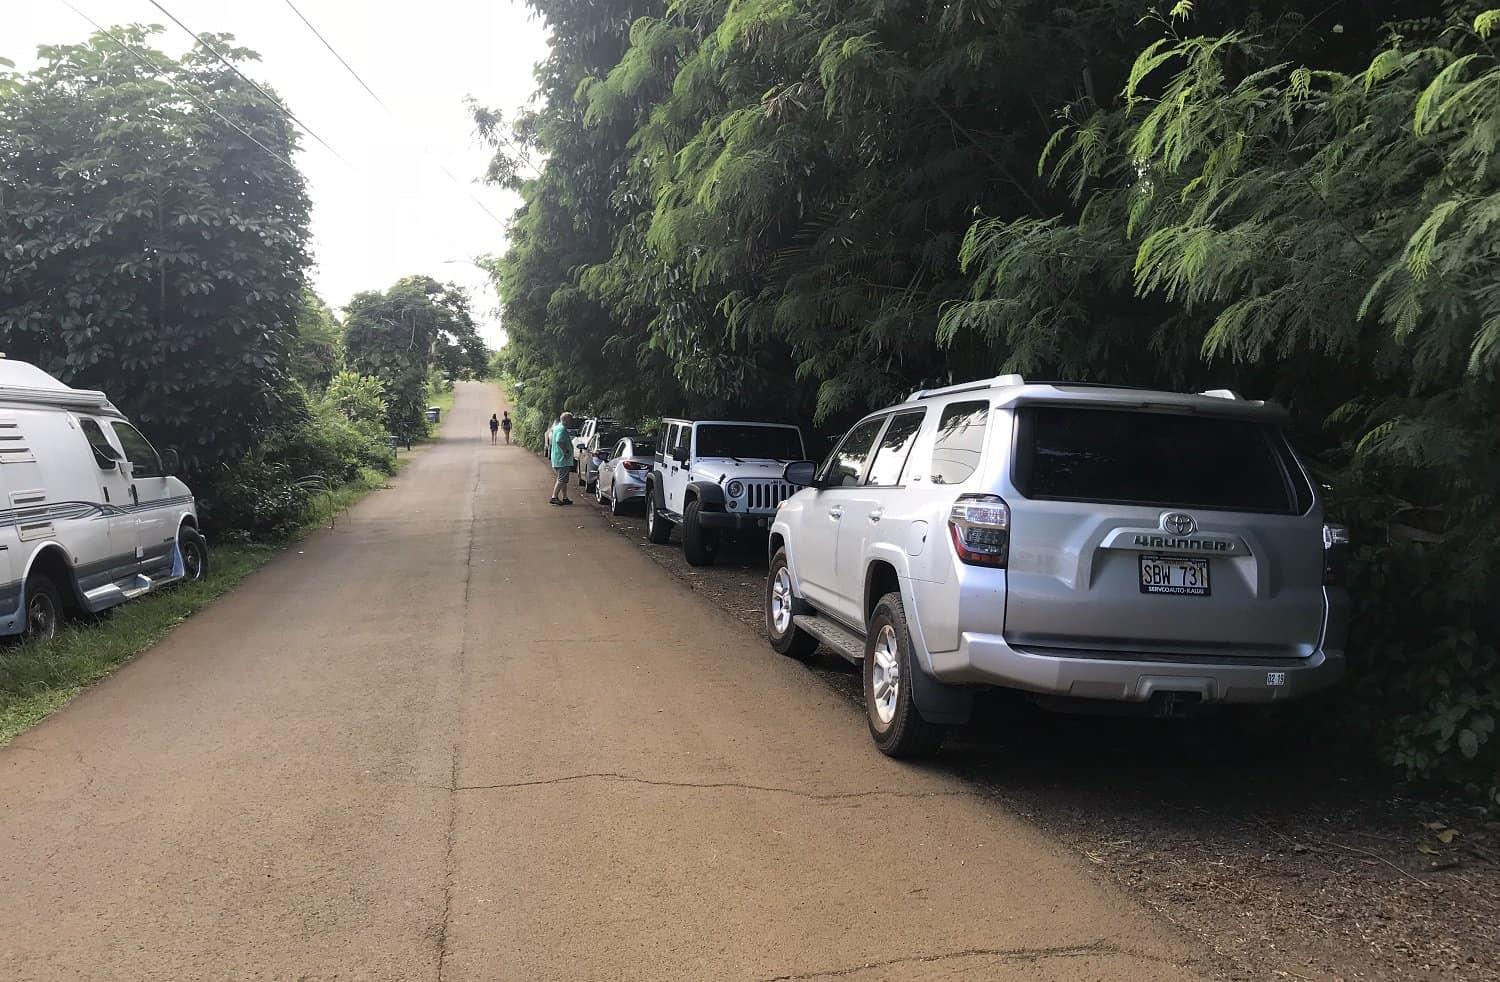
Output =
[
  {"x1": 766, "y1": 549, "x2": 817, "y2": 659},
  {"x1": 682, "y1": 500, "x2": 716, "y2": 567},
  {"x1": 179, "y1": 528, "x2": 209, "y2": 583},
  {"x1": 23, "y1": 575, "x2": 63, "y2": 643},
  {"x1": 864, "y1": 592, "x2": 946, "y2": 758},
  {"x1": 646, "y1": 487, "x2": 672, "y2": 544}
]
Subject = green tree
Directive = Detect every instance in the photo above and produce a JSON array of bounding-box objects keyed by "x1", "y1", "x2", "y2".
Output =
[
  {"x1": 342, "y1": 276, "x2": 478, "y2": 430},
  {"x1": 323, "y1": 370, "x2": 387, "y2": 424},
  {"x1": 0, "y1": 26, "x2": 311, "y2": 466},
  {"x1": 292, "y1": 291, "x2": 341, "y2": 392}
]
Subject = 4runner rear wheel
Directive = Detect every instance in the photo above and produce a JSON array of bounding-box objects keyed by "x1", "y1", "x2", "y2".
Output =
[
  {"x1": 682, "y1": 500, "x2": 717, "y2": 567},
  {"x1": 864, "y1": 592, "x2": 946, "y2": 758},
  {"x1": 646, "y1": 486, "x2": 672, "y2": 544},
  {"x1": 766, "y1": 549, "x2": 817, "y2": 659}
]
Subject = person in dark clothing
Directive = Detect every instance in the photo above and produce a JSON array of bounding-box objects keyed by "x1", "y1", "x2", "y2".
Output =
[
  {"x1": 501, "y1": 411, "x2": 512, "y2": 445},
  {"x1": 489, "y1": 414, "x2": 500, "y2": 443}
]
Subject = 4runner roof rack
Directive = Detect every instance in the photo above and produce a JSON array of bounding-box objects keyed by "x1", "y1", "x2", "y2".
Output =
[
  {"x1": 1199, "y1": 389, "x2": 1244, "y2": 400},
  {"x1": 905, "y1": 374, "x2": 1025, "y2": 402}
]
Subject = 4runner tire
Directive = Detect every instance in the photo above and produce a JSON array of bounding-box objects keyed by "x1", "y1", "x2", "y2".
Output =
[
  {"x1": 22, "y1": 575, "x2": 63, "y2": 642},
  {"x1": 766, "y1": 549, "x2": 817, "y2": 659},
  {"x1": 864, "y1": 592, "x2": 946, "y2": 758},
  {"x1": 646, "y1": 486, "x2": 673, "y2": 544},
  {"x1": 682, "y1": 500, "x2": 717, "y2": 567}
]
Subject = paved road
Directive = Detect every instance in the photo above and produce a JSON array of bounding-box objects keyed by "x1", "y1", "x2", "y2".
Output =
[{"x1": 0, "y1": 382, "x2": 1208, "y2": 981}]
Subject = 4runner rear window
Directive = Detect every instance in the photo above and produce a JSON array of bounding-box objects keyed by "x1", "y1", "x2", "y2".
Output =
[
  {"x1": 1013, "y1": 406, "x2": 1308, "y2": 514},
  {"x1": 695, "y1": 425, "x2": 804, "y2": 461}
]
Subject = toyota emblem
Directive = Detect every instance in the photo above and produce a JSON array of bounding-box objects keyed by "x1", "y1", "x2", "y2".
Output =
[{"x1": 1162, "y1": 512, "x2": 1196, "y2": 536}]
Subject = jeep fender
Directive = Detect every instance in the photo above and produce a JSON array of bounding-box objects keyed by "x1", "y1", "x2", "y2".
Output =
[
  {"x1": 686, "y1": 480, "x2": 725, "y2": 510},
  {"x1": 646, "y1": 472, "x2": 667, "y2": 513}
]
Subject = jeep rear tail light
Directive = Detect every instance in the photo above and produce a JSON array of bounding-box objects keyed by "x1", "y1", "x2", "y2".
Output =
[
  {"x1": 948, "y1": 494, "x2": 1010, "y2": 568},
  {"x1": 1322, "y1": 523, "x2": 1350, "y2": 585}
]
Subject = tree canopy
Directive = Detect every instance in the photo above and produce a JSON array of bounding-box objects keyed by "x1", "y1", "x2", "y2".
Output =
[{"x1": 0, "y1": 26, "x2": 311, "y2": 467}]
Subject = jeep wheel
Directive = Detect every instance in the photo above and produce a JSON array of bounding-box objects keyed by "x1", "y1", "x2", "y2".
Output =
[
  {"x1": 645, "y1": 487, "x2": 672, "y2": 544},
  {"x1": 864, "y1": 592, "x2": 945, "y2": 758},
  {"x1": 682, "y1": 500, "x2": 717, "y2": 567},
  {"x1": 766, "y1": 549, "x2": 817, "y2": 659}
]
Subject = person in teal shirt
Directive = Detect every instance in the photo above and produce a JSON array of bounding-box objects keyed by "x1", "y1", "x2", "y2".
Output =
[{"x1": 548, "y1": 411, "x2": 576, "y2": 506}]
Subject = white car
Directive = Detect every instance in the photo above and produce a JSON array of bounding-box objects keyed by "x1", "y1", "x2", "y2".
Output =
[
  {"x1": 593, "y1": 435, "x2": 656, "y2": 514},
  {"x1": 644, "y1": 418, "x2": 805, "y2": 566},
  {"x1": 573, "y1": 416, "x2": 616, "y2": 484},
  {"x1": 0, "y1": 359, "x2": 207, "y2": 640},
  {"x1": 767, "y1": 375, "x2": 1348, "y2": 758}
]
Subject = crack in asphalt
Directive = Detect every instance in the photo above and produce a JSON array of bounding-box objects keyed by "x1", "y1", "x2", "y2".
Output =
[
  {"x1": 757, "y1": 940, "x2": 1168, "y2": 980},
  {"x1": 453, "y1": 771, "x2": 972, "y2": 802},
  {"x1": 435, "y1": 460, "x2": 481, "y2": 982}
]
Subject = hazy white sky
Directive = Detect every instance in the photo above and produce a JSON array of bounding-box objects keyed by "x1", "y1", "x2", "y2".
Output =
[{"x1": 5, "y1": 0, "x2": 551, "y2": 347}]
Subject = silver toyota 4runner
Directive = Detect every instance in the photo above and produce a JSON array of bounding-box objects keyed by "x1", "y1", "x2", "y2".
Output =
[
  {"x1": 646, "y1": 418, "x2": 806, "y2": 566},
  {"x1": 766, "y1": 375, "x2": 1350, "y2": 758}
]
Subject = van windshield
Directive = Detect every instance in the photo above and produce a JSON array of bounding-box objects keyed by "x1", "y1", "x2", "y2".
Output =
[
  {"x1": 1013, "y1": 406, "x2": 1307, "y2": 514},
  {"x1": 694, "y1": 425, "x2": 804, "y2": 461}
]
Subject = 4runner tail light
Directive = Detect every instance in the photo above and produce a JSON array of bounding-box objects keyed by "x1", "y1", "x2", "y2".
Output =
[
  {"x1": 1322, "y1": 523, "x2": 1350, "y2": 585},
  {"x1": 948, "y1": 494, "x2": 1010, "y2": 568}
]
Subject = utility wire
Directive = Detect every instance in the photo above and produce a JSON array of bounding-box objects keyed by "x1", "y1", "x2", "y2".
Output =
[
  {"x1": 144, "y1": 0, "x2": 349, "y2": 165},
  {"x1": 60, "y1": 0, "x2": 298, "y2": 171},
  {"x1": 281, "y1": 0, "x2": 388, "y2": 110},
  {"x1": 279, "y1": 0, "x2": 509, "y2": 230}
]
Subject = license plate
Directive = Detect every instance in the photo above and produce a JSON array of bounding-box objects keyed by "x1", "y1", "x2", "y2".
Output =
[{"x1": 1139, "y1": 555, "x2": 1210, "y2": 596}]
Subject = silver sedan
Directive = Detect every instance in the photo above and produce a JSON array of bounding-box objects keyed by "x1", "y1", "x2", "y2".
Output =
[{"x1": 594, "y1": 436, "x2": 656, "y2": 515}]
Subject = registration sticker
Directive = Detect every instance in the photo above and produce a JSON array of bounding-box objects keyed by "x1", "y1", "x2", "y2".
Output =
[{"x1": 1266, "y1": 672, "x2": 1287, "y2": 687}]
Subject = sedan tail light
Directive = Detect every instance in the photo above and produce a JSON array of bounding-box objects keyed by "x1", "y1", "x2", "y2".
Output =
[
  {"x1": 1322, "y1": 523, "x2": 1350, "y2": 585},
  {"x1": 948, "y1": 494, "x2": 1010, "y2": 567},
  {"x1": 623, "y1": 460, "x2": 650, "y2": 472}
]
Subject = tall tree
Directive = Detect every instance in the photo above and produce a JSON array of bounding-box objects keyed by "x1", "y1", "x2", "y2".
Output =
[{"x1": 0, "y1": 26, "x2": 311, "y2": 465}]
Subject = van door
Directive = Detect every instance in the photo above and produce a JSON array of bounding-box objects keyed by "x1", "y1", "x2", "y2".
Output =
[
  {"x1": 69, "y1": 415, "x2": 139, "y2": 590},
  {"x1": 106, "y1": 420, "x2": 175, "y2": 579},
  {"x1": 0, "y1": 459, "x2": 19, "y2": 634}
]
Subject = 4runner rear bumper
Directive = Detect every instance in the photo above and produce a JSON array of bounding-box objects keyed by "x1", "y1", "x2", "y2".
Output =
[{"x1": 926, "y1": 634, "x2": 1345, "y2": 704}]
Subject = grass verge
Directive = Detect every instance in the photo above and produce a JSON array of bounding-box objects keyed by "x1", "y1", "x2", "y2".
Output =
[{"x1": 0, "y1": 467, "x2": 395, "y2": 746}]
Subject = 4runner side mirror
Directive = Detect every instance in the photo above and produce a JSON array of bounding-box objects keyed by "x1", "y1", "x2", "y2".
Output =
[{"x1": 783, "y1": 460, "x2": 818, "y2": 487}]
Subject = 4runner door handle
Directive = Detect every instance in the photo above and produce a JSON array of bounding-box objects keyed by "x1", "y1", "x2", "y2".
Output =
[
  {"x1": 869, "y1": 510, "x2": 883, "y2": 523},
  {"x1": 828, "y1": 506, "x2": 843, "y2": 519}
]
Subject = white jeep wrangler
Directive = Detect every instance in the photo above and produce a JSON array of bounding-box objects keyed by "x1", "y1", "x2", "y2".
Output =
[{"x1": 644, "y1": 418, "x2": 806, "y2": 566}]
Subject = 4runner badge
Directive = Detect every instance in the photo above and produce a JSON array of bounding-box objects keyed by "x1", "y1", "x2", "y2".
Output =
[{"x1": 1162, "y1": 512, "x2": 1197, "y2": 536}]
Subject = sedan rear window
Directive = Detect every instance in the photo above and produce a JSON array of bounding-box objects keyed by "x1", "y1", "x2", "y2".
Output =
[{"x1": 1013, "y1": 406, "x2": 1308, "y2": 514}]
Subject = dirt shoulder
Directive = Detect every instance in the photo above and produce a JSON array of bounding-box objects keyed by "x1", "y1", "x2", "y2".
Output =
[{"x1": 583, "y1": 483, "x2": 1500, "y2": 982}]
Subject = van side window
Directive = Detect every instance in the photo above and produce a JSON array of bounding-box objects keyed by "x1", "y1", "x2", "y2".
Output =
[
  {"x1": 819, "y1": 416, "x2": 886, "y2": 488},
  {"x1": 930, "y1": 401, "x2": 989, "y2": 485},
  {"x1": 110, "y1": 422, "x2": 163, "y2": 478},
  {"x1": 864, "y1": 411, "x2": 925, "y2": 487},
  {"x1": 79, "y1": 418, "x2": 121, "y2": 470}
]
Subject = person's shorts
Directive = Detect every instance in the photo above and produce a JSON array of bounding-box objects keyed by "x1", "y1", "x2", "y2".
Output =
[{"x1": 554, "y1": 466, "x2": 571, "y2": 482}]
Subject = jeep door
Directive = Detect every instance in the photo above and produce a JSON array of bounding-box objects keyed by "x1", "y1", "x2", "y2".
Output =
[
  {"x1": 796, "y1": 415, "x2": 885, "y2": 619},
  {"x1": 1001, "y1": 404, "x2": 1327, "y2": 659},
  {"x1": 662, "y1": 424, "x2": 692, "y2": 516}
]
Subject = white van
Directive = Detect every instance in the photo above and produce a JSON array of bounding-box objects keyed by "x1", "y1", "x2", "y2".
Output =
[{"x1": 0, "y1": 359, "x2": 206, "y2": 641}]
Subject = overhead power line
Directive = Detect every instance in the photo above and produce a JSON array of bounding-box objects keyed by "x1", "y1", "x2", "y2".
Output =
[
  {"x1": 60, "y1": 0, "x2": 298, "y2": 171},
  {"x1": 279, "y1": 0, "x2": 509, "y2": 230},
  {"x1": 144, "y1": 0, "x2": 348, "y2": 165}
]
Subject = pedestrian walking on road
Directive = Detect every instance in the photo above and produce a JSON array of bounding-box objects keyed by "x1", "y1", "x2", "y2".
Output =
[
  {"x1": 489, "y1": 414, "x2": 500, "y2": 443},
  {"x1": 501, "y1": 411, "x2": 512, "y2": 444},
  {"x1": 549, "y1": 412, "x2": 576, "y2": 506}
]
